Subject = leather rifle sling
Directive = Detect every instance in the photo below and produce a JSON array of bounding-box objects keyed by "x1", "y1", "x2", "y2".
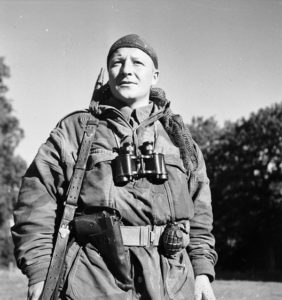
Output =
[{"x1": 41, "y1": 118, "x2": 99, "y2": 300}]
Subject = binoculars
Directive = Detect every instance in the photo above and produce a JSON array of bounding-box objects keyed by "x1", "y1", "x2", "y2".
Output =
[{"x1": 113, "y1": 142, "x2": 168, "y2": 184}]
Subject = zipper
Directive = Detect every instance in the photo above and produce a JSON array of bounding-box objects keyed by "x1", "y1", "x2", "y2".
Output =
[
  {"x1": 101, "y1": 105, "x2": 166, "y2": 154},
  {"x1": 101, "y1": 104, "x2": 177, "y2": 221}
]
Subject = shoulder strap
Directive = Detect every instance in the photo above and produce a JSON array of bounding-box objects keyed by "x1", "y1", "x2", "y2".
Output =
[{"x1": 41, "y1": 118, "x2": 99, "y2": 300}]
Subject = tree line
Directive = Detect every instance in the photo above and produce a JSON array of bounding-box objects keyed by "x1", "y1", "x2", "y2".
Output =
[
  {"x1": 0, "y1": 58, "x2": 26, "y2": 266},
  {"x1": 0, "y1": 58, "x2": 281, "y2": 277},
  {"x1": 188, "y1": 109, "x2": 282, "y2": 277}
]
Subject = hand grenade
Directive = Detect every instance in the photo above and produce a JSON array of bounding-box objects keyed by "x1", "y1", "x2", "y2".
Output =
[{"x1": 160, "y1": 223, "x2": 184, "y2": 257}]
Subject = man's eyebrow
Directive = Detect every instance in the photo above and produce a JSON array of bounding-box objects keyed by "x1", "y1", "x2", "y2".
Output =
[
  {"x1": 110, "y1": 53, "x2": 147, "y2": 63},
  {"x1": 110, "y1": 53, "x2": 123, "y2": 60},
  {"x1": 131, "y1": 56, "x2": 144, "y2": 61}
]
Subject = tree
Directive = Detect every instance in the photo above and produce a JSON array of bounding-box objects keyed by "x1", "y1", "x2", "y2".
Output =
[
  {"x1": 0, "y1": 57, "x2": 26, "y2": 266},
  {"x1": 187, "y1": 105, "x2": 282, "y2": 275},
  {"x1": 187, "y1": 116, "x2": 222, "y2": 154}
]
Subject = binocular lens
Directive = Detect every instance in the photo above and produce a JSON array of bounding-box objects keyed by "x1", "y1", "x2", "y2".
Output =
[{"x1": 113, "y1": 142, "x2": 168, "y2": 184}]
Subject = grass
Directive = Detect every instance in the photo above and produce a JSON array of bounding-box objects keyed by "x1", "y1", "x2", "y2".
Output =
[
  {"x1": 0, "y1": 268, "x2": 28, "y2": 300},
  {"x1": 1, "y1": 268, "x2": 282, "y2": 300},
  {"x1": 213, "y1": 280, "x2": 282, "y2": 300}
]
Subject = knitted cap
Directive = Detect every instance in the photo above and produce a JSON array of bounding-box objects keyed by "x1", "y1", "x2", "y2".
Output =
[{"x1": 107, "y1": 34, "x2": 158, "y2": 68}]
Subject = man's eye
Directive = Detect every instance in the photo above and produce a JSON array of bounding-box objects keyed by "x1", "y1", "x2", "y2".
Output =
[
  {"x1": 111, "y1": 61, "x2": 121, "y2": 66},
  {"x1": 134, "y1": 61, "x2": 143, "y2": 65}
]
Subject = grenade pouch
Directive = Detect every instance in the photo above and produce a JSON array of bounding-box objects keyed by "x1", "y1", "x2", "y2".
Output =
[{"x1": 73, "y1": 207, "x2": 133, "y2": 290}]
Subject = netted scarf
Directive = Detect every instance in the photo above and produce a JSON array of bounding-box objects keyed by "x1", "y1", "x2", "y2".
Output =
[{"x1": 150, "y1": 88, "x2": 198, "y2": 174}]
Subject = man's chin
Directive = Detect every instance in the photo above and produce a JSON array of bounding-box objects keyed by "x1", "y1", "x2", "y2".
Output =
[
  {"x1": 112, "y1": 90, "x2": 149, "y2": 107},
  {"x1": 114, "y1": 93, "x2": 136, "y2": 103}
]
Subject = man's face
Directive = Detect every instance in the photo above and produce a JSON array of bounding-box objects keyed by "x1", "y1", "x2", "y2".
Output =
[{"x1": 108, "y1": 48, "x2": 159, "y2": 107}]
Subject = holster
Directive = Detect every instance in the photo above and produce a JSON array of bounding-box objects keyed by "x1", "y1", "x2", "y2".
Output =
[{"x1": 73, "y1": 208, "x2": 133, "y2": 290}]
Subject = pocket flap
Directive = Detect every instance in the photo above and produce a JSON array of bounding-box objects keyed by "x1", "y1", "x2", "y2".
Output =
[
  {"x1": 87, "y1": 149, "x2": 117, "y2": 169},
  {"x1": 164, "y1": 154, "x2": 186, "y2": 173}
]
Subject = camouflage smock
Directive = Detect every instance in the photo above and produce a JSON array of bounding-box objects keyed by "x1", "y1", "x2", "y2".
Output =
[{"x1": 12, "y1": 95, "x2": 217, "y2": 300}]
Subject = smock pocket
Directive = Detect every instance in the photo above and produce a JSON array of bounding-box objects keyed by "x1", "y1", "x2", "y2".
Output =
[
  {"x1": 161, "y1": 250, "x2": 195, "y2": 300},
  {"x1": 165, "y1": 155, "x2": 194, "y2": 220},
  {"x1": 79, "y1": 150, "x2": 117, "y2": 207},
  {"x1": 64, "y1": 245, "x2": 128, "y2": 299}
]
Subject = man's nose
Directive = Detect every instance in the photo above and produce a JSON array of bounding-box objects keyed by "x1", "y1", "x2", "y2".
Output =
[{"x1": 121, "y1": 59, "x2": 134, "y2": 75}]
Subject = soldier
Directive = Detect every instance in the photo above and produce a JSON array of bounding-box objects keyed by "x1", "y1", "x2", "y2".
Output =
[{"x1": 12, "y1": 34, "x2": 217, "y2": 300}]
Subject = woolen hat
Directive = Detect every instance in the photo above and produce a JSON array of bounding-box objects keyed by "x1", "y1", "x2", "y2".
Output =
[{"x1": 107, "y1": 34, "x2": 158, "y2": 69}]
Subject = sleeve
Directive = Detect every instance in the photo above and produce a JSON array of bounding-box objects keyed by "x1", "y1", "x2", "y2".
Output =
[
  {"x1": 187, "y1": 143, "x2": 218, "y2": 281},
  {"x1": 11, "y1": 123, "x2": 74, "y2": 286}
]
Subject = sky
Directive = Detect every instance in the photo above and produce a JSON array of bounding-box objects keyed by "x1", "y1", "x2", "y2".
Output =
[{"x1": 1, "y1": 0, "x2": 282, "y2": 164}]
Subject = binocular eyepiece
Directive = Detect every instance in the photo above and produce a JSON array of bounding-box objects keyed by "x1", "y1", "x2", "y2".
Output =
[{"x1": 113, "y1": 142, "x2": 168, "y2": 184}]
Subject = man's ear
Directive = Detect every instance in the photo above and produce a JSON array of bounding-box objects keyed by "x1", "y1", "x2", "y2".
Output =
[{"x1": 152, "y1": 69, "x2": 160, "y2": 85}]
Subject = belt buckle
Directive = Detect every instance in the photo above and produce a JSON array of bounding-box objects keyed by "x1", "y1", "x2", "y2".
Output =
[
  {"x1": 149, "y1": 225, "x2": 160, "y2": 247},
  {"x1": 149, "y1": 227, "x2": 155, "y2": 246},
  {"x1": 140, "y1": 225, "x2": 162, "y2": 247}
]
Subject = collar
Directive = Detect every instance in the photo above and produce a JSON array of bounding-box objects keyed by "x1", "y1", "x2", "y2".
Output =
[{"x1": 130, "y1": 102, "x2": 154, "y2": 124}]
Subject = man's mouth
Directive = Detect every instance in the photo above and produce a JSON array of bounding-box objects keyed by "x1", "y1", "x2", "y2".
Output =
[{"x1": 119, "y1": 80, "x2": 137, "y2": 86}]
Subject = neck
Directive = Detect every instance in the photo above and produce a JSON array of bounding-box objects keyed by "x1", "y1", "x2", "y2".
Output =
[
  {"x1": 128, "y1": 97, "x2": 150, "y2": 109},
  {"x1": 115, "y1": 95, "x2": 150, "y2": 109}
]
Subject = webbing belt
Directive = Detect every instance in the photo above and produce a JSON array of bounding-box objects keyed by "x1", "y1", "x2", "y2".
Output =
[
  {"x1": 120, "y1": 225, "x2": 165, "y2": 247},
  {"x1": 41, "y1": 119, "x2": 99, "y2": 300}
]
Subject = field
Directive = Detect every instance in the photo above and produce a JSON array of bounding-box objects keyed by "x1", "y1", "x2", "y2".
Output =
[{"x1": 1, "y1": 268, "x2": 282, "y2": 300}]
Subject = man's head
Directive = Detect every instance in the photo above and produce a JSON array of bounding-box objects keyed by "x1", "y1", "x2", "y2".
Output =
[{"x1": 107, "y1": 34, "x2": 159, "y2": 108}]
